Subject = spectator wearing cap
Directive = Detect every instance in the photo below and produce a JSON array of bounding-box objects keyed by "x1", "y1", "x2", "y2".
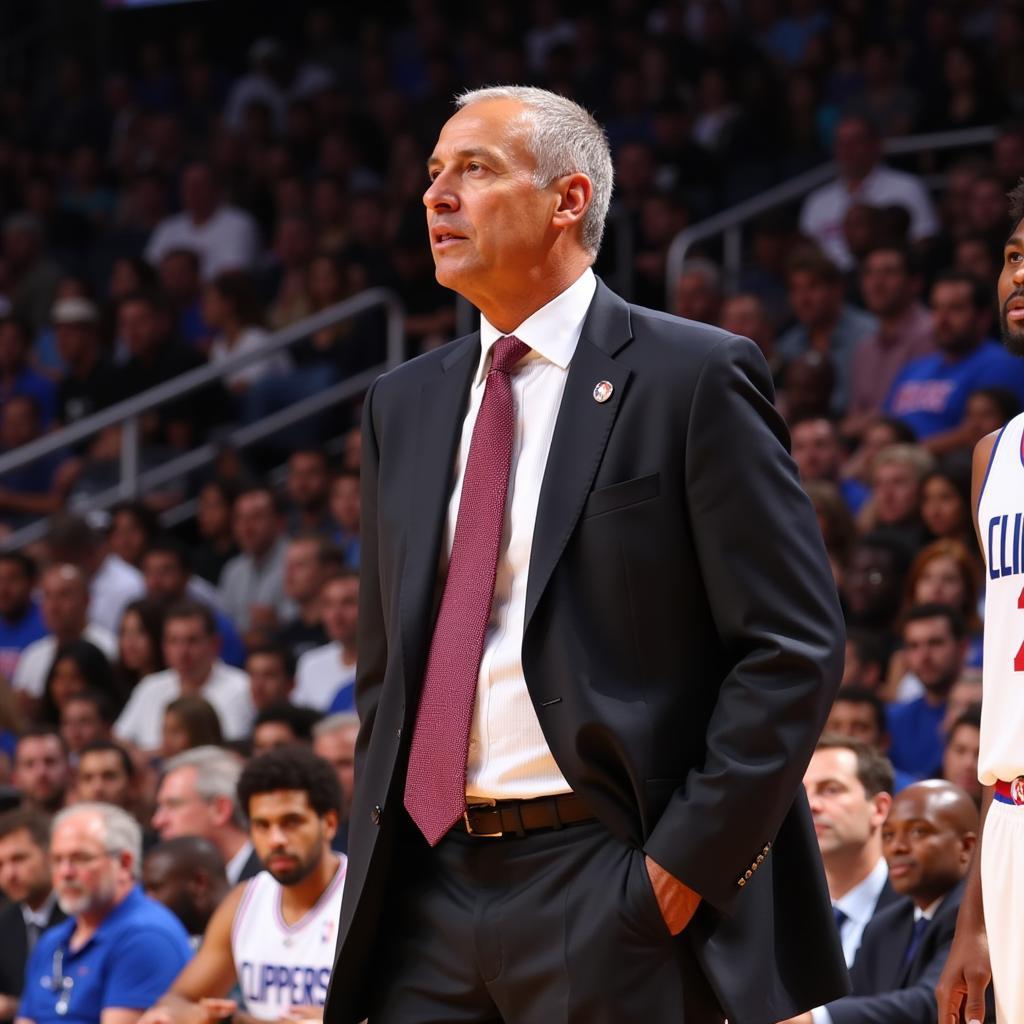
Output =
[
  {"x1": 1, "y1": 214, "x2": 62, "y2": 337},
  {"x1": 145, "y1": 162, "x2": 260, "y2": 281},
  {"x1": 799, "y1": 116, "x2": 939, "y2": 272},
  {"x1": 0, "y1": 317, "x2": 56, "y2": 428},
  {"x1": 778, "y1": 251, "x2": 876, "y2": 415},
  {"x1": 52, "y1": 296, "x2": 118, "y2": 433}
]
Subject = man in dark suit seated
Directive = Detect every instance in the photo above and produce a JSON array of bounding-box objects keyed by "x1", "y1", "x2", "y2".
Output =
[
  {"x1": 0, "y1": 808, "x2": 65, "y2": 1023},
  {"x1": 781, "y1": 779, "x2": 984, "y2": 1024}
]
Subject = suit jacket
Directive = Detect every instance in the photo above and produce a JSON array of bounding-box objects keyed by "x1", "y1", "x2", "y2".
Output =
[
  {"x1": 323, "y1": 281, "x2": 848, "y2": 1024},
  {"x1": 827, "y1": 878, "x2": 992, "y2": 1024},
  {"x1": 0, "y1": 897, "x2": 65, "y2": 1018},
  {"x1": 848, "y1": 875, "x2": 901, "y2": 970}
]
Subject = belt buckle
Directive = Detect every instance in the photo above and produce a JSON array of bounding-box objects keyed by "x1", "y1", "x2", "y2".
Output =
[{"x1": 463, "y1": 802, "x2": 503, "y2": 837}]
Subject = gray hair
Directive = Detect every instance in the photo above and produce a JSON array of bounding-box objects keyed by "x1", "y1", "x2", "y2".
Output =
[
  {"x1": 455, "y1": 85, "x2": 613, "y2": 258},
  {"x1": 163, "y1": 745, "x2": 247, "y2": 829},
  {"x1": 312, "y1": 711, "x2": 359, "y2": 739},
  {"x1": 678, "y1": 258, "x2": 723, "y2": 292},
  {"x1": 54, "y1": 802, "x2": 143, "y2": 878}
]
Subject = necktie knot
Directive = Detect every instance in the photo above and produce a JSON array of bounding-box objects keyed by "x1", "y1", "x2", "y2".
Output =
[
  {"x1": 491, "y1": 335, "x2": 531, "y2": 375},
  {"x1": 833, "y1": 906, "x2": 847, "y2": 930}
]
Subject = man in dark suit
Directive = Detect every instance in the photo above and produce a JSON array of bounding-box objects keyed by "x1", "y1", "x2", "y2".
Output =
[
  {"x1": 781, "y1": 779, "x2": 982, "y2": 1024},
  {"x1": 323, "y1": 85, "x2": 847, "y2": 1024},
  {"x1": 0, "y1": 808, "x2": 65, "y2": 1023}
]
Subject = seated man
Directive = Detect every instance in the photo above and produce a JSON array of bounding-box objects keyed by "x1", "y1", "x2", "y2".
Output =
[
  {"x1": 138, "y1": 747, "x2": 346, "y2": 1024},
  {"x1": 142, "y1": 837, "x2": 228, "y2": 945},
  {"x1": 783, "y1": 779, "x2": 985, "y2": 1024},
  {"x1": 16, "y1": 802, "x2": 192, "y2": 1024}
]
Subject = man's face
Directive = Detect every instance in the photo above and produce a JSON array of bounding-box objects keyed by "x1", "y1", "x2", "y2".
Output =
[
  {"x1": 151, "y1": 766, "x2": 218, "y2": 840},
  {"x1": 0, "y1": 559, "x2": 32, "y2": 620},
  {"x1": 673, "y1": 271, "x2": 720, "y2": 324},
  {"x1": 40, "y1": 567, "x2": 88, "y2": 637},
  {"x1": 284, "y1": 540, "x2": 322, "y2": 604},
  {"x1": 143, "y1": 551, "x2": 189, "y2": 603},
  {"x1": 329, "y1": 478, "x2": 360, "y2": 533},
  {"x1": 881, "y1": 790, "x2": 973, "y2": 904},
  {"x1": 834, "y1": 119, "x2": 879, "y2": 180},
  {"x1": 248, "y1": 790, "x2": 335, "y2": 886},
  {"x1": 51, "y1": 812, "x2": 126, "y2": 917},
  {"x1": 791, "y1": 419, "x2": 841, "y2": 482},
  {"x1": 118, "y1": 300, "x2": 167, "y2": 361},
  {"x1": 287, "y1": 454, "x2": 328, "y2": 511},
  {"x1": 233, "y1": 493, "x2": 280, "y2": 556},
  {"x1": 902, "y1": 617, "x2": 963, "y2": 696},
  {"x1": 787, "y1": 271, "x2": 841, "y2": 330},
  {"x1": 931, "y1": 280, "x2": 985, "y2": 354},
  {"x1": 54, "y1": 323, "x2": 95, "y2": 367},
  {"x1": 423, "y1": 98, "x2": 566, "y2": 307},
  {"x1": 141, "y1": 852, "x2": 205, "y2": 935},
  {"x1": 871, "y1": 461, "x2": 919, "y2": 525},
  {"x1": 158, "y1": 252, "x2": 199, "y2": 302},
  {"x1": 0, "y1": 828, "x2": 51, "y2": 905},
  {"x1": 313, "y1": 726, "x2": 357, "y2": 818},
  {"x1": 181, "y1": 165, "x2": 217, "y2": 219},
  {"x1": 60, "y1": 699, "x2": 107, "y2": 755},
  {"x1": 1, "y1": 398, "x2": 38, "y2": 449},
  {"x1": 247, "y1": 653, "x2": 294, "y2": 711},
  {"x1": 252, "y1": 721, "x2": 302, "y2": 757},
  {"x1": 76, "y1": 750, "x2": 132, "y2": 807},
  {"x1": 804, "y1": 747, "x2": 889, "y2": 859},
  {"x1": 860, "y1": 250, "x2": 912, "y2": 318},
  {"x1": 826, "y1": 700, "x2": 884, "y2": 749},
  {"x1": 14, "y1": 736, "x2": 69, "y2": 810},
  {"x1": 999, "y1": 222, "x2": 1024, "y2": 356},
  {"x1": 843, "y1": 545, "x2": 900, "y2": 623},
  {"x1": 719, "y1": 296, "x2": 772, "y2": 355},
  {"x1": 942, "y1": 724, "x2": 980, "y2": 798},
  {"x1": 321, "y1": 577, "x2": 359, "y2": 645},
  {"x1": 162, "y1": 615, "x2": 217, "y2": 685}
]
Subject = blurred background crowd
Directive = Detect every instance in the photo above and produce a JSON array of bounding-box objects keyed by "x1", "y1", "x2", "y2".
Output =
[{"x1": 0, "y1": 0, "x2": 1020, "y2": 1021}]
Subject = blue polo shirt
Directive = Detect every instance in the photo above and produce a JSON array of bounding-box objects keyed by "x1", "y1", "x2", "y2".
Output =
[{"x1": 19, "y1": 886, "x2": 192, "y2": 1024}]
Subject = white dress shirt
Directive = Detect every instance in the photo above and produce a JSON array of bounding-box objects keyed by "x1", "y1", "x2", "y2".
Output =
[
  {"x1": 293, "y1": 641, "x2": 356, "y2": 711},
  {"x1": 446, "y1": 267, "x2": 597, "y2": 801},
  {"x1": 13, "y1": 622, "x2": 117, "y2": 698}
]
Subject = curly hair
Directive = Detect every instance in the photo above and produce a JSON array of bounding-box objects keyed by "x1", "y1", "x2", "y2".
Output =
[
  {"x1": 237, "y1": 746, "x2": 342, "y2": 818},
  {"x1": 1009, "y1": 176, "x2": 1024, "y2": 230}
]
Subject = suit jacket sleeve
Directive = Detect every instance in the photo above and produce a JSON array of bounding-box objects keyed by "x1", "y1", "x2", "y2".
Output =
[
  {"x1": 353, "y1": 376, "x2": 387, "y2": 784},
  {"x1": 643, "y1": 334, "x2": 845, "y2": 911}
]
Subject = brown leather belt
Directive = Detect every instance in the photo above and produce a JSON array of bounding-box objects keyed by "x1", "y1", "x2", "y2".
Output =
[{"x1": 462, "y1": 793, "x2": 595, "y2": 837}]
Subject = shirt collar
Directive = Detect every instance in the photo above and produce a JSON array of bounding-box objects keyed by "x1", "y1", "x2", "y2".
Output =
[
  {"x1": 476, "y1": 268, "x2": 596, "y2": 386},
  {"x1": 225, "y1": 840, "x2": 254, "y2": 884},
  {"x1": 22, "y1": 890, "x2": 57, "y2": 929},
  {"x1": 834, "y1": 856, "x2": 889, "y2": 925},
  {"x1": 915, "y1": 894, "x2": 945, "y2": 922}
]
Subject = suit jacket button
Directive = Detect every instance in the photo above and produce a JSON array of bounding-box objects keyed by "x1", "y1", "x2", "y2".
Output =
[
  {"x1": 744, "y1": 869, "x2": 753, "y2": 879},
  {"x1": 371, "y1": 804, "x2": 382, "y2": 825}
]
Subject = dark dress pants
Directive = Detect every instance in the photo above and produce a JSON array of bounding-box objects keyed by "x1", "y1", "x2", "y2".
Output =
[{"x1": 368, "y1": 817, "x2": 726, "y2": 1023}]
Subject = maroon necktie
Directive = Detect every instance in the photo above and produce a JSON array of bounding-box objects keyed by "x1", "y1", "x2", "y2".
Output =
[{"x1": 404, "y1": 334, "x2": 531, "y2": 845}]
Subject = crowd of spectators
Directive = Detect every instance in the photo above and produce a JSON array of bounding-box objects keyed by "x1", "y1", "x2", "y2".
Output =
[{"x1": 0, "y1": 1, "x2": 1020, "y2": 1021}]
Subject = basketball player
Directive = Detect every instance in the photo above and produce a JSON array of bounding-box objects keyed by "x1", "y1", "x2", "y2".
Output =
[
  {"x1": 938, "y1": 179, "x2": 1024, "y2": 1024},
  {"x1": 138, "y1": 747, "x2": 346, "y2": 1024}
]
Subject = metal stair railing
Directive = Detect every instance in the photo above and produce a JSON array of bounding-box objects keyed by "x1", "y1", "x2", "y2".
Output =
[
  {"x1": 0, "y1": 287, "x2": 405, "y2": 548},
  {"x1": 664, "y1": 124, "x2": 999, "y2": 303}
]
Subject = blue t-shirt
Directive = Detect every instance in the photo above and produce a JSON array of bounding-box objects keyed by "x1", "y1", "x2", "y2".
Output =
[
  {"x1": 0, "y1": 601, "x2": 46, "y2": 681},
  {"x1": 887, "y1": 697, "x2": 946, "y2": 780},
  {"x1": 884, "y1": 340, "x2": 1024, "y2": 439},
  {"x1": 19, "y1": 886, "x2": 192, "y2": 1024},
  {"x1": 326, "y1": 680, "x2": 356, "y2": 714},
  {"x1": 214, "y1": 607, "x2": 245, "y2": 669}
]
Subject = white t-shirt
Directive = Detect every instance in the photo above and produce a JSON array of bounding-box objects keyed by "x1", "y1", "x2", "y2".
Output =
[
  {"x1": 113, "y1": 660, "x2": 254, "y2": 749},
  {"x1": 209, "y1": 327, "x2": 292, "y2": 390},
  {"x1": 13, "y1": 623, "x2": 117, "y2": 698},
  {"x1": 90, "y1": 554, "x2": 145, "y2": 635},
  {"x1": 145, "y1": 205, "x2": 260, "y2": 281},
  {"x1": 293, "y1": 642, "x2": 356, "y2": 711}
]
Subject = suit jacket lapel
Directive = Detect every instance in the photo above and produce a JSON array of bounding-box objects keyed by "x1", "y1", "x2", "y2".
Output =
[
  {"x1": 399, "y1": 334, "x2": 478, "y2": 697},
  {"x1": 524, "y1": 282, "x2": 633, "y2": 631}
]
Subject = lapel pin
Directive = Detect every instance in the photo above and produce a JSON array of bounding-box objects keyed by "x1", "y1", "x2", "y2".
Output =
[{"x1": 593, "y1": 380, "x2": 614, "y2": 403}]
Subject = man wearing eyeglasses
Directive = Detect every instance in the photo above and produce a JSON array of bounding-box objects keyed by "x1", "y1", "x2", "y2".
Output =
[{"x1": 16, "y1": 803, "x2": 192, "y2": 1024}]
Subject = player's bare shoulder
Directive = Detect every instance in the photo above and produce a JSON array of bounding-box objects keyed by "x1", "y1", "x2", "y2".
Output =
[{"x1": 972, "y1": 429, "x2": 1002, "y2": 536}]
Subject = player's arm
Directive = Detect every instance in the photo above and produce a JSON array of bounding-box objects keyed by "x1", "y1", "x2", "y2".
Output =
[
  {"x1": 138, "y1": 884, "x2": 247, "y2": 1024},
  {"x1": 936, "y1": 430, "x2": 998, "y2": 1024}
]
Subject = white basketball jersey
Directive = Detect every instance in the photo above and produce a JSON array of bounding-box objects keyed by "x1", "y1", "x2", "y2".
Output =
[
  {"x1": 231, "y1": 857, "x2": 347, "y2": 1020},
  {"x1": 977, "y1": 413, "x2": 1024, "y2": 785}
]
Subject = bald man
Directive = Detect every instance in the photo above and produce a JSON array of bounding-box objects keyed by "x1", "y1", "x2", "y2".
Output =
[
  {"x1": 12, "y1": 564, "x2": 116, "y2": 710},
  {"x1": 782, "y1": 780, "x2": 984, "y2": 1024},
  {"x1": 142, "y1": 837, "x2": 229, "y2": 943}
]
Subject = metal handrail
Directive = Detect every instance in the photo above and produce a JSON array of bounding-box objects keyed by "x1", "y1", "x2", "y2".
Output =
[
  {"x1": 664, "y1": 124, "x2": 999, "y2": 302},
  {"x1": 0, "y1": 288, "x2": 405, "y2": 547}
]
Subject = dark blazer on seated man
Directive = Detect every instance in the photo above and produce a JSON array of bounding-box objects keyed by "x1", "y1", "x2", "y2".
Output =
[{"x1": 0, "y1": 895, "x2": 65, "y2": 1023}]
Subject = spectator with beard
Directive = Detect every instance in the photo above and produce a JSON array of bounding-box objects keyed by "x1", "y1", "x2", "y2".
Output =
[
  {"x1": 18, "y1": 803, "x2": 192, "y2": 1024},
  {"x1": 12, "y1": 728, "x2": 71, "y2": 814},
  {"x1": 245, "y1": 645, "x2": 296, "y2": 713},
  {"x1": 142, "y1": 837, "x2": 228, "y2": 945},
  {"x1": 885, "y1": 272, "x2": 1024, "y2": 453}
]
